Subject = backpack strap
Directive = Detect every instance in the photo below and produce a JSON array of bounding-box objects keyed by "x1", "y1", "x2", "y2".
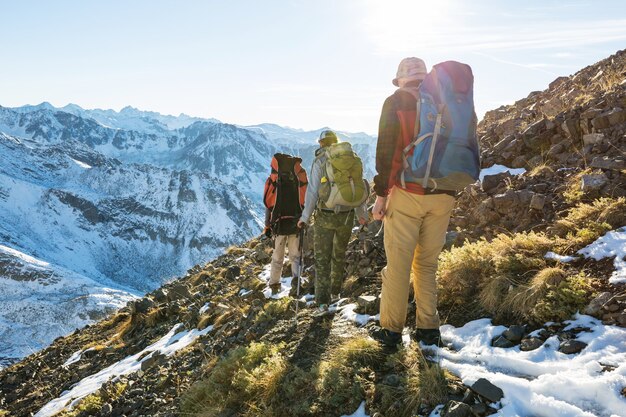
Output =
[
  {"x1": 421, "y1": 105, "x2": 445, "y2": 189},
  {"x1": 400, "y1": 131, "x2": 432, "y2": 189}
]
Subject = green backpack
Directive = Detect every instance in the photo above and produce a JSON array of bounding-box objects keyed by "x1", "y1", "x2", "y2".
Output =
[{"x1": 318, "y1": 142, "x2": 369, "y2": 210}]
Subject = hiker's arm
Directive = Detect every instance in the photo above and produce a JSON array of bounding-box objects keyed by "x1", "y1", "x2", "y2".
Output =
[
  {"x1": 299, "y1": 159, "x2": 321, "y2": 225},
  {"x1": 373, "y1": 95, "x2": 399, "y2": 197}
]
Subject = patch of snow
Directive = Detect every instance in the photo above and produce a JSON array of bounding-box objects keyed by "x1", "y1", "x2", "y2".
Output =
[
  {"x1": 0, "y1": 244, "x2": 49, "y2": 268},
  {"x1": 257, "y1": 263, "x2": 309, "y2": 300},
  {"x1": 35, "y1": 323, "x2": 213, "y2": 417},
  {"x1": 62, "y1": 348, "x2": 94, "y2": 367},
  {"x1": 434, "y1": 315, "x2": 626, "y2": 417},
  {"x1": 479, "y1": 165, "x2": 526, "y2": 181},
  {"x1": 335, "y1": 303, "x2": 378, "y2": 326},
  {"x1": 239, "y1": 289, "x2": 253, "y2": 297},
  {"x1": 70, "y1": 158, "x2": 92, "y2": 169},
  {"x1": 428, "y1": 404, "x2": 444, "y2": 417},
  {"x1": 545, "y1": 252, "x2": 576, "y2": 263},
  {"x1": 341, "y1": 401, "x2": 369, "y2": 417},
  {"x1": 577, "y1": 227, "x2": 626, "y2": 284},
  {"x1": 199, "y1": 303, "x2": 210, "y2": 315}
]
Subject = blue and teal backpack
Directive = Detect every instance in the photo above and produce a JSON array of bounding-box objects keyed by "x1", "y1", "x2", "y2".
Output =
[{"x1": 400, "y1": 61, "x2": 480, "y2": 191}]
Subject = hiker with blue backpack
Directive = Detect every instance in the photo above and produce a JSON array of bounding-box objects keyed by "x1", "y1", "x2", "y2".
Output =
[
  {"x1": 298, "y1": 130, "x2": 369, "y2": 316},
  {"x1": 371, "y1": 57, "x2": 480, "y2": 348}
]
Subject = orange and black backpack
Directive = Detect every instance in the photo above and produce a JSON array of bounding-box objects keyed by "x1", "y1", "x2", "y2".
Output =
[{"x1": 263, "y1": 153, "x2": 308, "y2": 236}]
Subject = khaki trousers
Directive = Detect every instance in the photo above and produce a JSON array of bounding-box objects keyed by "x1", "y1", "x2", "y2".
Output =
[
  {"x1": 269, "y1": 234, "x2": 300, "y2": 285},
  {"x1": 380, "y1": 187, "x2": 455, "y2": 333}
]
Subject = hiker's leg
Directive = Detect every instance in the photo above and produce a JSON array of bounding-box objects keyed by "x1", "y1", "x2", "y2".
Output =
[
  {"x1": 330, "y1": 210, "x2": 354, "y2": 295},
  {"x1": 412, "y1": 194, "x2": 455, "y2": 329},
  {"x1": 380, "y1": 188, "x2": 424, "y2": 334},
  {"x1": 269, "y1": 235, "x2": 287, "y2": 285},
  {"x1": 287, "y1": 234, "x2": 300, "y2": 278},
  {"x1": 314, "y1": 212, "x2": 334, "y2": 305}
]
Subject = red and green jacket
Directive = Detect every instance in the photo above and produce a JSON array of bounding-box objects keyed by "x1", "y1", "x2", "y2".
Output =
[{"x1": 374, "y1": 87, "x2": 426, "y2": 197}]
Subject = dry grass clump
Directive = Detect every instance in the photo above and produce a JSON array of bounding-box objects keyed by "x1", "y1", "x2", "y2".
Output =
[
  {"x1": 181, "y1": 342, "x2": 289, "y2": 417},
  {"x1": 438, "y1": 232, "x2": 553, "y2": 321},
  {"x1": 254, "y1": 298, "x2": 293, "y2": 325},
  {"x1": 553, "y1": 197, "x2": 626, "y2": 251},
  {"x1": 562, "y1": 169, "x2": 590, "y2": 203},
  {"x1": 505, "y1": 267, "x2": 567, "y2": 318},
  {"x1": 436, "y1": 230, "x2": 598, "y2": 324},
  {"x1": 316, "y1": 338, "x2": 379, "y2": 415},
  {"x1": 378, "y1": 346, "x2": 449, "y2": 417}
]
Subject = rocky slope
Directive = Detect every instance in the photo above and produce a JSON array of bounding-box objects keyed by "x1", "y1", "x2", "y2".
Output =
[{"x1": 1, "y1": 50, "x2": 625, "y2": 416}]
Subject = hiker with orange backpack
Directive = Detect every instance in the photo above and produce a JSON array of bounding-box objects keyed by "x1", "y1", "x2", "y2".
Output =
[
  {"x1": 297, "y1": 130, "x2": 369, "y2": 315},
  {"x1": 263, "y1": 154, "x2": 308, "y2": 295},
  {"x1": 370, "y1": 58, "x2": 480, "y2": 347}
]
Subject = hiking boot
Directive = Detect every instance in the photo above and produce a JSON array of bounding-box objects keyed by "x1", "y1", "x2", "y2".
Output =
[
  {"x1": 269, "y1": 283, "x2": 281, "y2": 296},
  {"x1": 412, "y1": 328, "x2": 443, "y2": 347},
  {"x1": 370, "y1": 327, "x2": 402, "y2": 348}
]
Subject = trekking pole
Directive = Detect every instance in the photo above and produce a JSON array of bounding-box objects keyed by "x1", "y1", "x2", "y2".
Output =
[{"x1": 295, "y1": 226, "x2": 306, "y2": 325}]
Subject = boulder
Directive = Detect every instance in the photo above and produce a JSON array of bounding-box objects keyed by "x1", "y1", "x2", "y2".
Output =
[
  {"x1": 520, "y1": 337, "x2": 544, "y2": 351},
  {"x1": 167, "y1": 284, "x2": 191, "y2": 302},
  {"x1": 561, "y1": 118, "x2": 581, "y2": 140},
  {"x1": 541, "y1": 96, "x2": 565, "y2": 118},
  {"x1": 357, "y1": 295, "x2": 378, "y2": 315},
  {"x1": 559, "y1": 340, "x2": 587, "y2": 354},
  {"x1": 493, "y1": 190, "x2": 520, "y2": 214},
  {"x1": 225, "y1": 265, "x2": 241, "y2": 280},
  {"x1": 607, "y1": 108, "x2": 626, "y2": 126},
  {"x1": 584, "y1": 292, "x2": 613, "y2": 315},
  {"x1": 131, "y1": 297, "x2": 154, "y2": 314},
  {"x1": 580, "y1": 173, "x2": 608, "y2": 192},
  {"x1": 582, "y1": 133, "x2": 605, "y2": 145},
  {"x1": 502, "y1": 325, "x2": 526, "y2": 343},
  {"x1": 441, "y1": 400, "x2": 473, "y2": 417},
  {"x1": 471, "y1": 378, "x2": 504, "y2": 403},
  {"x1": 492, "y1": 335, "x2": 515, "y2": 348},
  {"x1": 482, "y1": 172, "x2": 512, "y2": 193},
  {"x1": 529, "y1": 194, "x2": 546, "y2": 211},
  {"x1": 590, "y1": 156, "x2": 626, "y2": 171}
]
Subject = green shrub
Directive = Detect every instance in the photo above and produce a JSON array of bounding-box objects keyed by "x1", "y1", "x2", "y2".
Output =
[{"x1": 531, "y1": 274, "x2": 594, "y2": 323}]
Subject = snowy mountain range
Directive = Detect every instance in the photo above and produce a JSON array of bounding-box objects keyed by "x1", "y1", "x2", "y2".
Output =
[{"x1": 0, "y1": 102, "x2": 376, "y2": 366}]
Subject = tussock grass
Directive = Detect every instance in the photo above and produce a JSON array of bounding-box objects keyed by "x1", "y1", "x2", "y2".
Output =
[
  {"x1": 181, "y1": 342, "x2": 289, "y2": 417},
  {"x1": 506, "y1": 267, "x2": 567, "y2": 318},
  {"x1": 553, "y1": 197, "x2": 626, "y2": 250},
  {"x1": 529, "y1": 163, "x2": 554, "y2": 177},
  {"x1": 562, "y1": 169, "x2": 591, "y2": 204},
  {"x1": 315, "y1": 337, "x2": 380, "y2": 415},
  {"x1": 436, "y1": 231, "x2": 595, "y2": 323},
  {"x1": 254, "y1": 298, "x2": 292, "y2": 325},
  {"x1": 379, "y1": 346, "x2": 449, "y2": 417}
]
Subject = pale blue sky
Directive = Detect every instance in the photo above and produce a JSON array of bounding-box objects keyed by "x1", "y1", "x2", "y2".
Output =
[{"x1": 1, "y1": 0, "x2": 625, "y2": 134}]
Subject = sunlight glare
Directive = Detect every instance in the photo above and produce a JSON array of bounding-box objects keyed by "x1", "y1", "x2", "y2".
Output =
[{"x1": 362, "y1": 0, "x2": 455, "y2": 55}]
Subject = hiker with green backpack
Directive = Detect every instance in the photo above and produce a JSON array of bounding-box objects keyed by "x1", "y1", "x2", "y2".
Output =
[
  {"x1": 370, "y1": 57, "x2": 480, "y2": 348},
  {"x1": 297, "y1": 130, "x2": 369, "y2": 315}
]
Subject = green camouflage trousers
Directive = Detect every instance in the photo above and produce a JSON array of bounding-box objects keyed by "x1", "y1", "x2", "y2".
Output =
[{"x1": 313, "y1": 209, "x2": 354, "y2": 305}]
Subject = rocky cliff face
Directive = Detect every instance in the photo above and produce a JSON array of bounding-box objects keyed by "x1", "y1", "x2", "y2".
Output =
[{"x1": 1, "y1": 51, "x2": 624, "y2": 417}]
